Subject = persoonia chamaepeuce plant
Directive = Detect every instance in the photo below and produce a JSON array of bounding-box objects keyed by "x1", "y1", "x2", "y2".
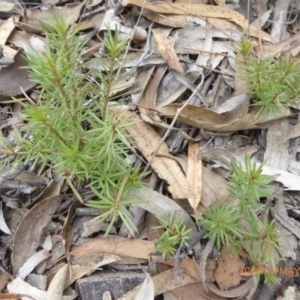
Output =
[
  {"x1": 0, "y1": 13, "x2": 144, "y2": 235},
  {"x1": 236, "y1": 38, "x2": 300, "y2": 116},
  {"x1": 153, "y1": 213, "x2": 192, "y2": 260},
  {"x1": 195, "y1": 157, "x2": 284, "y2": 284}
]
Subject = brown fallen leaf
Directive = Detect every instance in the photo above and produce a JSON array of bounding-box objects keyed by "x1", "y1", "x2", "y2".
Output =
[
  {"x1": 62, "y1": 199, "x2": 82, "y2": 262},
  {"x1": 12, "y1": 195, "x2": 64, "y2": 274},
  {"x1": 214, "y1": 245, "x2": 245, "y2": 290},
  {"x1": 199, "y1": 167, "x2": 229, "y2": 212},
  {"x1": 65, "y1": 255, "x2": 120, "y2": 288},
  {"x1": 7, "y1": 277, "x2": 77, "y2": 300},
  {"x1": 18, "y1": 249, "x2": 51, "y2": 280},
  {"x1": 143, "y1": 10, "x2": 190, "y2": 28},
  {"x1": 46, "y1": 264, "x2": 68, "y2": 300},
  {"x1": 70, "y1": 237, "x2": 155, "y2": 260},
  {"x1": 124, "y1": 111, "x2": 195, "y2": 199},
  {"x1": 119, "y1": 268, "x2": 198, "y2": 300},
  {"x1": 285, "y1": 123, "x2": 300, "y2": 141},
  {"x1": 126, "y1": 187, "x2": 200, "y2": 249},
  {"x1": 0, "y1": 16, "x2": 18, "y2": 46},
  {"x1": 207, "y1": 276, "x2": 254, "y2": 298},
  {"x1": 134, "y1": 272, "x2": 154, "y2": 300},
  {"x1": 0, "y1": 50, "x2": 37, "y2": 101},
  {"x1": 187, "y1": 142, "x2": 202, "y2": 210},
  {"x1": 156, "y1": 263, "x2": 226, "y2": 300},
  {"x1": 121, "y1": 0, "x2": 248, "y2": 30},
  {"x1": 152, "y1": 28, "x2": 184, "y2": 74},
  {"x1": 18, "y1": 1, "x2": 87, "y2": 33},
  {"x1": 103, "y1": 291, "x2": 112, "y2": 300},
  {"x1": 158, "y1": 104, "x2": 289, "y2": 132},
  {"x1": 138, "y1": 65, "x2": 168, "y2": 123},
  {"x1": 158, "y1": 104, "x2": 229, "y2": 129}
]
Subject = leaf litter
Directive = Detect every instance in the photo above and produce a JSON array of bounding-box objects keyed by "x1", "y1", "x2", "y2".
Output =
[{"x1": 1, "y1": 0, "x2": 300, "y2": 299}]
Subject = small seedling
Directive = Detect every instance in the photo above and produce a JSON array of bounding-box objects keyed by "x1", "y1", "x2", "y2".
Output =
[{"x1": 154, "y1": 213, "x2": 191, "y2": 260}]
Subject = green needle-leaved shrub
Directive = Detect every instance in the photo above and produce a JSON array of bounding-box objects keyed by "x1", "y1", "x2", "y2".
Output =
[
  {"x1": 155, "y1": 157, "x2": 283, "y2": 284},
  {"x1": 0, "y1": 14, "x2": 144, "y2": 235},
  {"x1": 236, "y1": 38, "x2": 300, "y2": 115},
  {"x1": 196, "y1": 157, "x2": 283, "y2": 284}
]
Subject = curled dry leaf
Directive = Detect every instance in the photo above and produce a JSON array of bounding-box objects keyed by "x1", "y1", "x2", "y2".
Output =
[{"x1": 206, "y1": 276, "x2": 255, "y2": 299}]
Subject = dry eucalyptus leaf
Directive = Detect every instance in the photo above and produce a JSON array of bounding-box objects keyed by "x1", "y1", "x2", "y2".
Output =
[
  {"x1": 66, "y1": 255, "x2": 120, "y2": 288},
  {"x1": 120, "y1": 0, "x2": 248, "y2": 30},
  {"x1": 70, "y1": 237, "x2": 155, "y2": 260},
  {"x1": 164, "y1": 258, "x2": 202, "y2": 281},
  {"x1": 62, "y1": 199, "x2": 82, "y2": 262},
  {"x1": 262, "y1": 165, "x2": 300, "y2": 191},
  {"x1": 126, "y1": 187, "x2": 199, "y2": 241},
  {"x1": 214, "y1": 93, "x2": 251, "y2": 122},
  {"x1": 207, "y1": 276, "x2": 254, "y2": 299},
  {"x1": 104, "y1": 291, "x2": 113, "y2": 300},
  {"x1": 199, "y1": 167, "x2": 229, "y2": 211},
  {"x1": 8, "y1": 276, "x2": 77, "y2": 300},
  {"x1": 158, "y1": 104, "x2": 284, "y2": 132},
  {"x1": 0, "y1": 16, "x2": 18, "y2": 46},
  {"x1": 46, "y1": 264, "x2": 68, "y2": 300},
  {"x1": 214, "y1": 245, "x2": 245, "y2": 290},
  {"x1": 12, "y1": 195, "x2": 64, "y2": 274},
  {"x1": 0, "y1": 202, "x2": 12, "y2": 235},
  {"x1": 158, "y1": 104, "x2": 229, "y2": 129},
  {"x1": 0, "y1": 1, "x2": 16, "y2": 12},
  {"x1": 152, "y1": 28, "x2": 184, "y2": 74},
  {"x1": 143, "y1": 10, "x2": 190, "y2": 28},
  {"x1": 119, "y1": 268, "x2": 198, "y2": 300},
  {"x1": 124, "y1": 111, "x2": 195, "y2": 199},
  {"x1": 18, "y1": 249, "x2": 51, "y2": 280},
  {"x1": 138, "y1": 65, "x2": 168, "y2": 124},
  {"x1": 198, "y1": 148, "x2": 236, "y2": 169},
  {"x1": 134, "y1": 272, "x2": 154, "y2": 300},
  {"x1": 264, "y1": 118, "x2": 290, "y2": 171},
  {"x1": 0, "y1": 50, "x2": 37, "y2": 101},
  {"x1": 187, "y1": 142, "x2": 202, "y2": 210},
  {"x1": 285, "y1": 123, "x2": 300, "y2": 141}
]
